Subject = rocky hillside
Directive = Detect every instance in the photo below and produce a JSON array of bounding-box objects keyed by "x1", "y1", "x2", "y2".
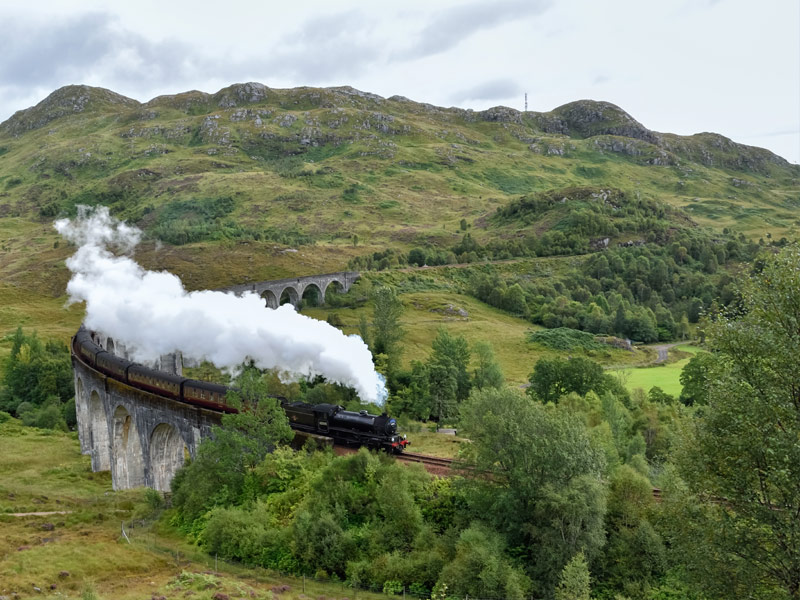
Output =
[
  {"x1": 0, "y1": 83, "x2": 797, "y2": 292},
  {"x1": 2, "y1": 84, "x2": 791, "y2": 172}
]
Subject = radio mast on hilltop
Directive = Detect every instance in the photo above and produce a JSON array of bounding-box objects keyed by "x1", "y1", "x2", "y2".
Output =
[{"x1": 524, "y1": 92, "x2": 528, "y2": 112}]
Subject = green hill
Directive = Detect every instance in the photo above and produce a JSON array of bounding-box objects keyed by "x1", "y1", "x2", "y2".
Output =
[
  {"x1": 0, "y1": 83, "x2": 797, "y2": 380},
  {"x1": 1, "y1": 85, "x2": 797, "y2": 281}
]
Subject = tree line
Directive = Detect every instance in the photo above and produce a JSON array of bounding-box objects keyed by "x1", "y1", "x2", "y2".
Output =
[{"x1": 0, "y1": 328, "x2": 74, "y2": 430}]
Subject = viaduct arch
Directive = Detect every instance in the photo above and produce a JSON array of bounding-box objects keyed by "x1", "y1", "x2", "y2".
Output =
[
  {"x1": 223, "y1": 271, "x2": 359, "y2": 309},
  {"x1": 72, "y1": 270, "x2": 359, "y2": 491},
  {"x1": 73, "y1": 349, "x2": 221, "y2": 491}
]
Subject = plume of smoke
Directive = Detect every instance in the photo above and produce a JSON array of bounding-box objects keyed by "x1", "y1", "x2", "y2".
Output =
[{"x1": 55, "y1": 206, "x2": 387, "y2": 405}]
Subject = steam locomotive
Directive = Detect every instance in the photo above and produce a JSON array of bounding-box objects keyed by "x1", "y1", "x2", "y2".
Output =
[
  {"x1": 283, "y1": 401, "x2": 408, "y2": 452},
  {"x1": 72, "y1": 328, "x2": 409, "y2": 453}
]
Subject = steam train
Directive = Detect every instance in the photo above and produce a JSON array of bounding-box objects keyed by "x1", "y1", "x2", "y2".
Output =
[
  {"x1": 72, "y1": 328, "x2": 409, "y2": 453},
  {"x1": 282, "y1": 401, "x2": 408, "y2": 452}
]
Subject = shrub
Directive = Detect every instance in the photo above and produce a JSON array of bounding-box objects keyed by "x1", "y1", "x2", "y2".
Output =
[
  {"x1": 527, "y1": 327, "x2": 604, "y2": 351},
  {"x1": 144, "y1": 488, "x2": 165, "y2": 510},
  {"x1": 383, "y1": 580, "x2": 404, "y2": 595}
]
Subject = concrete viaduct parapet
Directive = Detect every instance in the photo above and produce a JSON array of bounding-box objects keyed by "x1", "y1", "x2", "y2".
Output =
[
  {"x1": 223, "y1": 271, "x2": 360, "y2": 308},
  {"x1": 89, "y1": 331, "x2": 182, "y2": 376}
]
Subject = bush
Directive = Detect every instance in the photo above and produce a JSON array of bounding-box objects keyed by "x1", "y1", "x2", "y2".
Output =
[
  {"x1": 144, "y1": 488, "x2": 165, "y2": 510},
  {"x1": 326, "y1": 313, "x2": 344, "y2": 327},
  {"x1": 527, "y1": 327, "x2": 604, "y2": 351},
  {"x1": 24, "y1": 404, "x2": 68, "y2": 431},
  {"x1": 383, "y1": 580, "x2": 404, "y2": 595},
  {"x1": 437, "y1": 523, "x2": 531, "y2": 600},
  {"x1": 63, "y1": 399, "x2": 77, "y2": 428}
]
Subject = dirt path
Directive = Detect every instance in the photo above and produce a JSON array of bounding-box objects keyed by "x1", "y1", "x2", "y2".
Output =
[
  {"x1": 652, "y1": 343, "x2": 682, "y2": 364},
  {"x1": 8, "y1": 511, "x2": 71, "y2": 517}
]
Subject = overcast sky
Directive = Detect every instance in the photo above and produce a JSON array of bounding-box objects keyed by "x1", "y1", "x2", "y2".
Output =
[{"x1": 1, "y1": 0, "x2": 798, "y2": 163}]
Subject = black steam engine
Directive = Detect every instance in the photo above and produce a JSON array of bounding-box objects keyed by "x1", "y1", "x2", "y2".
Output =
[
  {"x1": 72, "y1": 328, "x2": 409, "y2": 453},
  {"x1": 283, "y1": 401, "x2": 408, "y2": 453}
]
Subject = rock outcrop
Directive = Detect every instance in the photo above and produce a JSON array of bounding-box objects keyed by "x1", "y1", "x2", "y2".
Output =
[
  {"x1": 549, "y1": 100, "x2": 661, "y2": 144},
  {"x1": 0, "y1": 83, "x2": 793, "y2": 175}
]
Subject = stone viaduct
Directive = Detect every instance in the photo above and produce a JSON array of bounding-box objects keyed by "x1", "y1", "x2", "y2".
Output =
[
  {"x1": 72, "y1": 271, "x2": 359, "y2": 491},
  {"x1": 72, "y1": 351, "x2": 221, "y2": 492},
  {"x1": 223, "y1": 271, "x2": 360, "y2": 308}
]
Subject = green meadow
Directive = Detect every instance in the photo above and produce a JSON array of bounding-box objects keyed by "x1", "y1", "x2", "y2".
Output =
[
  {"x1": 617, "y1": 344, "x2": 703, "y2": 397},
  {"x1": 303, "y1": 288, "x2": 651, "y2": 387},
  {"x1": 0, "y1": 417, "x2": 393, "y2": 600}
]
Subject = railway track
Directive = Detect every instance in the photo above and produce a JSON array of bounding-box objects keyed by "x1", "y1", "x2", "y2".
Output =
[
  {"x1": 395, "y1": 451, "x2": 456, "y2": 469},
  {"x1": 335, "y1": 444, "x2": 669, "y2": 500},
  {"x1": 395, "y1": 451, "x2": 666, "y2": 502}
]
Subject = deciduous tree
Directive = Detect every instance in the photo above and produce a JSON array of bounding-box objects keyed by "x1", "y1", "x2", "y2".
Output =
[
  {"x1": 674, "y1": 245, "x2": 800, "y2": 599},
  {"x1": 678, "y1": 351, "x2": 715, "y2": 406},
  {"x1": 528, "y1": 356, "x2": 609, "y2": 403},
  {"x1": 471, "y1": 341, "x2": 504, "y2": 390},
  {"x1": 0, "y1": 327, "x2": 73, "y2": 428},
  {"x1": 371, "y1": 286, "x2": 404, "y2": 364},
  {"x1": 430, "y1": 328, "x2": 471, "y2": 404},
  {"x1": 172, "y1": 365, "x2": 292, "y2": 521},
  {"x1": 459, "y1": 388, "x2": 606, "y2": 596}
]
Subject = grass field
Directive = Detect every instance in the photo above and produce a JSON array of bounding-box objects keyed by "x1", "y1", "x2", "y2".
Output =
[
  {"x1": 303, "y1": 290, "x2": 652, "y2": 387},
  {"x1": 0, "y1": 283, "x2": 85, "y2": 367},
  {"x1": 616, "y1": 345, "x2": 703, "y2": 397},
  {"x1": 0, "y1": 418, "x2": 390, "y2": 600},
  {"x1": 399, "y1": 424, "x2": 467, "y2": 457}
]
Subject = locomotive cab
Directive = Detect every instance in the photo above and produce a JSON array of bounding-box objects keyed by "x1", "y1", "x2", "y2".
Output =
[{"x1": 384, "y1": 415, "x2": 397, "y2": 435}]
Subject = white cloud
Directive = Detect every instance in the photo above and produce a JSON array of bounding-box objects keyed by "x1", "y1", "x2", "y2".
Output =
[
  {"x1": 398, "y1": 0, "x2": 552, "y2": 59},
  {"x1": 451, "y1": 78, "x2": 521, "y2": 104}
]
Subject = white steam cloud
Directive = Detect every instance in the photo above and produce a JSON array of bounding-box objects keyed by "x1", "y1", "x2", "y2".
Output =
[{"x1": 56, "y1": 206, "x2": 387, "y2": 405}]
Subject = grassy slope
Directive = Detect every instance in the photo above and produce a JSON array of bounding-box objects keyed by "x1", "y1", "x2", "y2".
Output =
[
  {"x1": 0, "y1": 418, "x2": 389, "y2": 600},
  {"x1": 1, "y1": 86, "x2": 797, "y2": 263},
  {"x1": 304, "y1": 284, "x2": 653, "y2": 387},
  {"x1": 0, "y1": 83, "x2": 793, "y2": 399}
]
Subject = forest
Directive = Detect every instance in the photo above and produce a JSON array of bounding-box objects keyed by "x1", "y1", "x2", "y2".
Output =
[
  {"x1": 347, "y1": 187, "x2": 784, "y2": 346},
  {"x1": 161, "y1": 246, "x2": 799, "y2": 600}
]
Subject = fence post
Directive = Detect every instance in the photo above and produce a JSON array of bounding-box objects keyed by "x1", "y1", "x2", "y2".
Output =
[{"x1": 120, "y1": 522, "x2": 131, "y2": 544}]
